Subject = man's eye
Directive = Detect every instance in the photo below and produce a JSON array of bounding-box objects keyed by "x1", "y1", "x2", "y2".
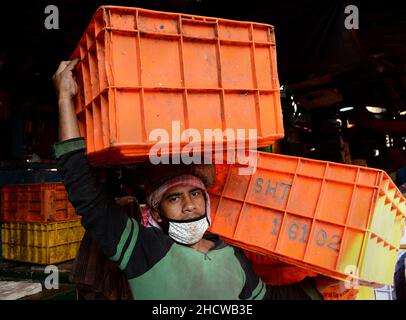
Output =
[
  {"x1": 169, "y1": 196, "x2": 179, "y2": 203},
  {"x1": 191, "y1": 191, "x2": 201, "y2": 197}
]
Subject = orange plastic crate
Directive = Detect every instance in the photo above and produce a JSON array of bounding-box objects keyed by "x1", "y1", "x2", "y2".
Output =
[
  {"x1": 243, "y1": 250, "x2": 317, "y2": 286},
  {"x1": 207, "y1": 152, "x2": 406, "y2": 286},
  {"x1": 70, "y1": 6, "x2": 284, "y2": 165},
  {"x1": 1, "y1": 183, "x2": 78, "y2": 223},
  {"x1": 245, "y1": 251, "x2": 356, "y2": 299}
]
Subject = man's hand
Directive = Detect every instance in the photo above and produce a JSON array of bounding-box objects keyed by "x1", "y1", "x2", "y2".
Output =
[
  {"x1": 115, "y1": 196, "x2": 138, "y2": 207},
  {"x1": 115, "y1": 196, "x2": 141, "y2": 219},
  {"x1": 53, "y1": 58, "x2": 81, "y2": 141},
  {"x1": 314, "y1": 275, "x2": 350, "y2": 295},
  {"x1": 52, "y1": 58, "x2": 80, "y2": 102}
]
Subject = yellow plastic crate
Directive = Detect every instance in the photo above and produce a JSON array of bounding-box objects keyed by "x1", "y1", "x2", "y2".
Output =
[
  {"x1": 1, "y1": 219, "x2": 85, "y2": 264},
  {"x1": 356, "y1": 286, "x2": 376, "y2": 300}
]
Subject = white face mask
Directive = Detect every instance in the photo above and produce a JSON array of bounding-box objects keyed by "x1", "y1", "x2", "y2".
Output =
[{"x1": 167, "y1": 215, "x2": 209, "y2": 245}]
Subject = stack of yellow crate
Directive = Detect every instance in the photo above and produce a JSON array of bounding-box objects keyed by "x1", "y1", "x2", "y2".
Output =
[{"x1": 1, "y1": 182, "x2": 84, "y2": 264}]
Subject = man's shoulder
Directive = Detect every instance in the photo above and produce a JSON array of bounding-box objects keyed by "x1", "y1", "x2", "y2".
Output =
[{"x1": 204, "y1": 232, "x2": 241, "y2": 252}]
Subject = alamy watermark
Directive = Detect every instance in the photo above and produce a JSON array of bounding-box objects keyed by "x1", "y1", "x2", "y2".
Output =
[
  {"x1": 44, "y1": 265, "x2": 59, "y2": 289},
  {"x1": 344, "y1": 265, "x2": 360, "y2": 290},
  {"x1": 344, "y1": 5, "x2": 359, "y2": 30},
  {"x1": 148, "y1": 121, "x2": 258, "y2": 175},
  {"x1": 44, "y1": 5, "x2": 59, "y2": 30}
]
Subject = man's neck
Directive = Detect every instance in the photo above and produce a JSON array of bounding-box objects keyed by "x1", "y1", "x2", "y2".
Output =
[{"x1": 189, "y1": 238, "x2": 215, "y2": 253}]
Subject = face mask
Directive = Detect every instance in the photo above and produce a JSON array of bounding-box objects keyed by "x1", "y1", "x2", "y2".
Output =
[{"x1": 167, "y1": 215, "x2": 209, "y2": 245}]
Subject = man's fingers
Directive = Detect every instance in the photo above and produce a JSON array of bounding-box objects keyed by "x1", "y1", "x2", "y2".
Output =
[
  {"x1": 54, "y1": 58, "x2": 79, "y2": 77},
  {"x1": 55, "y1": 61, "x2": 70, "y2": 74},
  {"x1": 65, "y1": 58, "x2": 80, "y2": 72},
  {"x1": 115, "y1": 196, "x2": 138, "y2": 207}
]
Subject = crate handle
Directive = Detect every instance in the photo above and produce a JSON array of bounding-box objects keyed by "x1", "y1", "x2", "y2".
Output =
[{"x1": 181, "y1": 16, "x2": 217, "y2": 24}]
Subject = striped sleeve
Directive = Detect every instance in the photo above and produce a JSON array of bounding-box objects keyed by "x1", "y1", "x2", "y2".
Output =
[
  {"x1": 109, "y1": 217, "x2": 140, "y2": 271},
  {"x1": 57, "y1": 148, "x2": 137, "y2": 264},
  {"x1": 248, "y1": 279, "x2": 267, "y2": 300}
]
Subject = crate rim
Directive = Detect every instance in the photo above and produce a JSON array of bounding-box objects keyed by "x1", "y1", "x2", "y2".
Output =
[{"x1": 97, "y1": 5, "x2": 274, "y2": 29}]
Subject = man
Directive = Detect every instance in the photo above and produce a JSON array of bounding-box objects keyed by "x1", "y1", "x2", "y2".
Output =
[{"x1": 53, "y1": 59, "x2": 342, "y2": 300}]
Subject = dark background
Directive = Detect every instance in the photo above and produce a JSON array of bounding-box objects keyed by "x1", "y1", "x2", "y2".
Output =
[{"x1": 0, "y1": 0, "x2": 405, "y2": 179}]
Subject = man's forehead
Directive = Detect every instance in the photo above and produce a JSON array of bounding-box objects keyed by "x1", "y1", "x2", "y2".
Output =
[{"x1": 164, "y1": 184, "x2": 200, "y2": 195}]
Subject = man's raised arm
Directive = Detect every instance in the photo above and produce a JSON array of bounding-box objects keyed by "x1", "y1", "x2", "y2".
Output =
[{"x1": 52, "y1": 60, "x2": 139, "y2": 270}]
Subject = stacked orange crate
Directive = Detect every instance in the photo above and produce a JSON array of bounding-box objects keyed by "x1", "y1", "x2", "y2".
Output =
[
  {"x1": 1, "y1": 183, "x2": 84, "y2": 264},
  {"x1": 208, "y1": 152, "x2": 406, "y2": 287},
  {"x1": 70, "y1": 6, "x2": 284, "y2": 165},
  {"x1": 1, "y1": 183, "x2": 78, "y2": 223}
]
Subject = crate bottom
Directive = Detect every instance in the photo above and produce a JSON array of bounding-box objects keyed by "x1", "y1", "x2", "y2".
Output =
[
  {"x1": 86, "y1": 138, "x2": 282, "y2": 165},
  {"x1": 2, "y1": 242, "x2": 81, "y2": 265}
]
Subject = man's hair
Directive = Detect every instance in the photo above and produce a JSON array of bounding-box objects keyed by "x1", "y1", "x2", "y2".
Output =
[{"x1": 142, "y1": 163, "x2": 215, "y2": 196}]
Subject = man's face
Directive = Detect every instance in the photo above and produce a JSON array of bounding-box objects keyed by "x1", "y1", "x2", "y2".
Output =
[{"x1": 155, "y1": 185, "x2": 206, "y2": 221}]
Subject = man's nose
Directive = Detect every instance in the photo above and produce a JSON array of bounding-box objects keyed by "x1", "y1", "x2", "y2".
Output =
[{"x1": 183, "y1": 195, "x2": 196, "y2": 212}]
